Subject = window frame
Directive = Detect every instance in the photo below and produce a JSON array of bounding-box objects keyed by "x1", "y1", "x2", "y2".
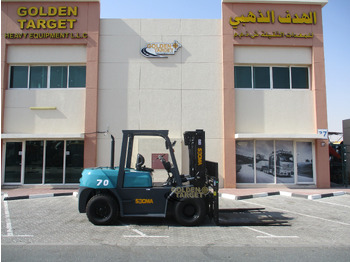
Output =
[
  {"x1": 234, "y1": 65, "x2": 310, "y2": 90},
  {"x1": 2, "y1": 139, "x2": 84, "y2": 185},
  {"x1": 8, "y1": 64, "x2": 87, "y2": 89},
  {"x1": 236, "y1": 139, "x2": 315, "y2": 185}
]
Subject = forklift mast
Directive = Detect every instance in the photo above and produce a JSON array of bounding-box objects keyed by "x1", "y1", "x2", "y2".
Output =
[{"x1": 184, "y1": 129, "x2": 206, "y2": 187}]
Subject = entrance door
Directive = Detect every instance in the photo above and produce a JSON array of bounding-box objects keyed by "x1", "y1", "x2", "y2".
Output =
[
  {"x1": 45, "y1": 140, "x2": 64, "y2": 183},
  {"x1": 24, "y1": 141, "x2": 43, "y2": 184},
  {"x1": 4, "y1": 142, "x2": 22, "y2": 183},
  {"x1": 296, "y1": 142, "x2": 314, "y2": 183}
]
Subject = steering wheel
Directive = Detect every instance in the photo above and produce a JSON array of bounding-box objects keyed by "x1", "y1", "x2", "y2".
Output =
[
  {"x1": 158, "y1": 155, "x2": 171, "y2": 173},
  {"x1": 158, "y1": 154, "x2": 176, "y2": 186}
]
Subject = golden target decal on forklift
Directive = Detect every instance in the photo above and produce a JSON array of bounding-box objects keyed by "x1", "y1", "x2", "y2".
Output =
[{"x1": 171, "y1": 186, "x2": 209, "y2": 198}]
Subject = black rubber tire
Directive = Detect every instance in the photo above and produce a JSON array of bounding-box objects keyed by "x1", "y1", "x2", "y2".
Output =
[
  {"x1": 174, "y1": 198, "x2": 206, "y2": 226},
  {"x1": 86, "y1": 194, "x2": 119, "y2": 225}
]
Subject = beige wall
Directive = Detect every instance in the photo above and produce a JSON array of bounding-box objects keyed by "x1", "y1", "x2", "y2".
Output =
[
  {"x1": 222, "y1": 2, "x2": 329, "y2": 188},
  {"x1": 235, "y1": 90, "x2": 315, "y2": 134},
  {"x1": 234, "y1": 46, "x2": 315, "y2": 135},
  {"x1": 1, "y1": 0, "x2": 100, "y2": 169},
  {"x1": 4, "y1": 89, "x2": 85, "y2": 135},
  {"x1": 97, "y1": 19, "x2": 224, "y2": 185},
  {"x1": 3, "y1": 45, "x2": 86, "y2": 136}
]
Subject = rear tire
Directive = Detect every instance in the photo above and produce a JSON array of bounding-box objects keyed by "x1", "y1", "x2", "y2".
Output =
[
  {"x1": 174, "y1": 198, "x2": 206, "y2": 226},
  {"x1": 86, "y1": 194, "x2": 119, "y2": 225}
]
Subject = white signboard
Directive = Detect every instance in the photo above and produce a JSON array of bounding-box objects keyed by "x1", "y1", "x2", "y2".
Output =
[
  {"x1": 141, "y1": 40, "x2": 181, "y2": 58},
  {"x1": 317, "y1": 129, "x2": 328, "y2": 139}
]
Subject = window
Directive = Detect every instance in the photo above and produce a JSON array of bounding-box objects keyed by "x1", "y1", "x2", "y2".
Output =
[
  {"x1": 234, "y1": 66, "x2": 251, "y2": 88},
  {"x1": 69, "y1": 66, "x2": 86, "y2": 88},
  {"x1": 254, "y1": 67, "x2": 270, "y2": 89},
  {"x1": 236, "y1": 140, "x2": 314, "y2": 185},
  {"x1": 9, "y1": 65, "x2": 86, "y2": 89},
  {"x1": 273, "y1": 67, "x2": 290, "y2": 89},
  {"x1": 30, "y1": 66, "x2": 47, "y2": 88},
  {"x1": 9, "y1": 66, "x2": 28, "y2": 88},
  {"x1": 292, "y1": 67, "x2": 309, "y2": 89},
  {"x1": 50, "y1": 66, "x2": 68, "y2": 88},
  {"x1": 3, "y1": 140, "x2": 84, "y2": 185},
  {"x1": 234, "y1": 66, "x2": 309, "y2": 89},
  {"x1": 236, "y1": 141, "x2": 254, "y2": 183}
]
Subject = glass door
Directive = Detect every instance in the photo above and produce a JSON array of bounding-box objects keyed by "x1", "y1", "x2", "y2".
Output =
[
  {"x1": 296, "y1": 142, "x2": 314, "y2": 183},
  {"x1": 24, "y1": 141, "x2": 44, "y2": 184},
  {"x1": 65, "y1": 140, "x2": 84, "y2": 183},
  {"x1": 45, "y1": 140, "x2": 64, "y2": 183},
  {"x1": 4, "y1": 142, "x2": 22, "y2": 183}
]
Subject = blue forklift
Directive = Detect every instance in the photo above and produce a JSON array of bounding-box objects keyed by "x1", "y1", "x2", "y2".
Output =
[
  {"x1": 78, "y1": 129, "x2": 220, "y2": 226},
  {"x1": 78, "y1": 129, "x2": 268, "y2": 226}
]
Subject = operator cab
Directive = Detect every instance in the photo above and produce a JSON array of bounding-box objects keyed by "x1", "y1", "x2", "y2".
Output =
[{"x1": 120, "y1": 132, "x2": 180, "y2": 188}]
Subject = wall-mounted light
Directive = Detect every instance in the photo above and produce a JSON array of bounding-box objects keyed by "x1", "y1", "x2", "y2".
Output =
[
  {"x1": 29, "y1": 106, "x2": 57, "y2": 110},
  {"x1": 321, "y1": 142, "x2": 326, "y2": 147},
  {"x1": 30, "y1": 107, "x2": 57, "y2": 110}
]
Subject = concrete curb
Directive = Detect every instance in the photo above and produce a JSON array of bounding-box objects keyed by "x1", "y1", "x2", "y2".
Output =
[
  {"x1": 3, "y1": 192, "x2": 77, "y2": 201},
  {"x1": 2, "y1": 190, "x2": 349, "y2": 201},
  {"x1": 221, "y1": 191, "x2": 349, "y2": 201}
]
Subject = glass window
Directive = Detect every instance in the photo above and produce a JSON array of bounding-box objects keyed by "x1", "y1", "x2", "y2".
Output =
[
  {"x1": 65, "y1": 140, "x2": 84, "y2": 183},
  {"x1": 234, "y1": 66, "x2": 252, "y2": 88},
  {"x1": 275, "y1": 141, "x2": 294, "y2": 183},
  {"x1": 256, "y1": 141, "x2": 274, "y2": 183},
  {"x1": 253, "y1": 67, "x2": 270, "y2": 89},
  {"x1": 292, "y1": 67, "x2": 309, "y2": 89},
  {"x1": 24, "y1": 141, "x2": 43, "y2": 184},
  {"x1": 4, "y1": 142, "x2": 22, "y2": 183},
  {"x1": 69, "y1": 66, "x2": 86, "y2": 88},
  {"x1": 30, "y1": 66, "x2": 47, "y2": 88},
  {"x1": 50, "y1": 66, "x2": 67, "y2": 88},
  {"x1": 273, "y1": 67, "x2": 290, "y2": 89},
  {"x1": 10, "y1": 66, "x2": 28, "y2": 88},
  {"x1": 296, "y1": 142, "x2": 314, "y2": 183},
  {"x1": 236, "y1": 140, "x2": 254, "y2": 183},
  {"x1": 45, "y1": 141, "x2": 64, "y2": 183}
]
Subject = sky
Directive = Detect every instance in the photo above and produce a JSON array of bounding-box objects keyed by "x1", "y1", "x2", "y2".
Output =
[{"x1": 100, "y1": 0, "x2": 349, "y2": 133}]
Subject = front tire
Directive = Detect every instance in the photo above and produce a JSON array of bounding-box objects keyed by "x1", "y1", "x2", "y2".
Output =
[
  {"x1": 86, "y1": 194, "x2": 119, "y2": 225},
  {"x1": 174, "y1": 198, "x2": 206, "y2": 226}
]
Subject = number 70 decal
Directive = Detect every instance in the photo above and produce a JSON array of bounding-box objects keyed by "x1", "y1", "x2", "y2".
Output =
[{"x1": 97, "y1": 179, "x2": 109, "y2": 186}]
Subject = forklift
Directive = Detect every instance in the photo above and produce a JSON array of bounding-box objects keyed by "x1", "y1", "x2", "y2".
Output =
[{"x1": 78, "y1": 129, "x2": 263, "y2": 226}]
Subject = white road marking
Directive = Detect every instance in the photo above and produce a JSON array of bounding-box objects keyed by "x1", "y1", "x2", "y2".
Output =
[
  {"x1": 3, "y1": 195, "x2": 14, "y2": 236},
  {"x1": 242, "y1": 200, "x2": 350, "y2": 226},
  {"x1": 2, "y1": 194, "x2": 33, "y2": 238},
  {"x1": 244, "y1": 226, "x2": 299, "y2": 239},
  {"x1": 315, "y1": 200, "x2": 350, "y2": 209},
  {"x1": 121, "y1": 223, "x2": 169, "y2": 238}
]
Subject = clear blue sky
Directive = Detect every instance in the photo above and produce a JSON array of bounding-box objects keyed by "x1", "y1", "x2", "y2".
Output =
[{"x1": 100, "y1": 0, "x2": 349, "y2": 133}]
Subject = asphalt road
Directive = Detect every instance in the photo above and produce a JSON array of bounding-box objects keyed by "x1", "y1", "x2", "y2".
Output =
[{"x1": 2, "y1": 194, "x2": 350, "y2": 261}]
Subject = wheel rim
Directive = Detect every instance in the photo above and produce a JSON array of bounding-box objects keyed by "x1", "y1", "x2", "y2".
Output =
[
  {"x1": 93, "y1": 200, "x2": 111, "y2": 220},
  {"x1": 183, "y1": 204, "x2": 196, "y2": 218}
]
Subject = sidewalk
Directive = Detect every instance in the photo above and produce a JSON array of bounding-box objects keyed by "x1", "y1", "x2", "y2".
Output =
[
  {"x1": 1, "y1": 187, "x2": 78, "y2": 201},
  {"x1": 2, "y1": 186, "x2": 350, "y2": 201},
  {"x1": 220, "y1": 187, "x2": 350, "y2": 200}
]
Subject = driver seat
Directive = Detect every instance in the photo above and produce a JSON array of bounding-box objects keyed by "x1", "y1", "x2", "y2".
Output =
[
  {"x1": 135, "y1": 154, "x2": 154, "y2": 172},
  {"x1": 136, "y1": 154, "x2": 145, "y2": 171}
]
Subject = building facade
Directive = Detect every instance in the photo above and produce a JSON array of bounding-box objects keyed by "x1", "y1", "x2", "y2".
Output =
[{"x1": 1, "y1": 0, "x2": 330, "y2": 188}]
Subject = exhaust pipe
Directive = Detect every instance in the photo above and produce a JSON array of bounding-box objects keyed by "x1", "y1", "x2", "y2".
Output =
[{"x1": 110, "y1": 134, "x2": 115, "y2": 169}]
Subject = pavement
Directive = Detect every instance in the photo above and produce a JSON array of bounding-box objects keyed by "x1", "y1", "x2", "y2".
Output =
[{"x1": 2, "y1": 185, "x2": 350, "y2": 201}]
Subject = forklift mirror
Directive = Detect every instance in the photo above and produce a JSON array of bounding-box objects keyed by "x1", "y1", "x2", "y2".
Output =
[{"x1": 165, "y1": 140, "x2": 176, "y2": 150}]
